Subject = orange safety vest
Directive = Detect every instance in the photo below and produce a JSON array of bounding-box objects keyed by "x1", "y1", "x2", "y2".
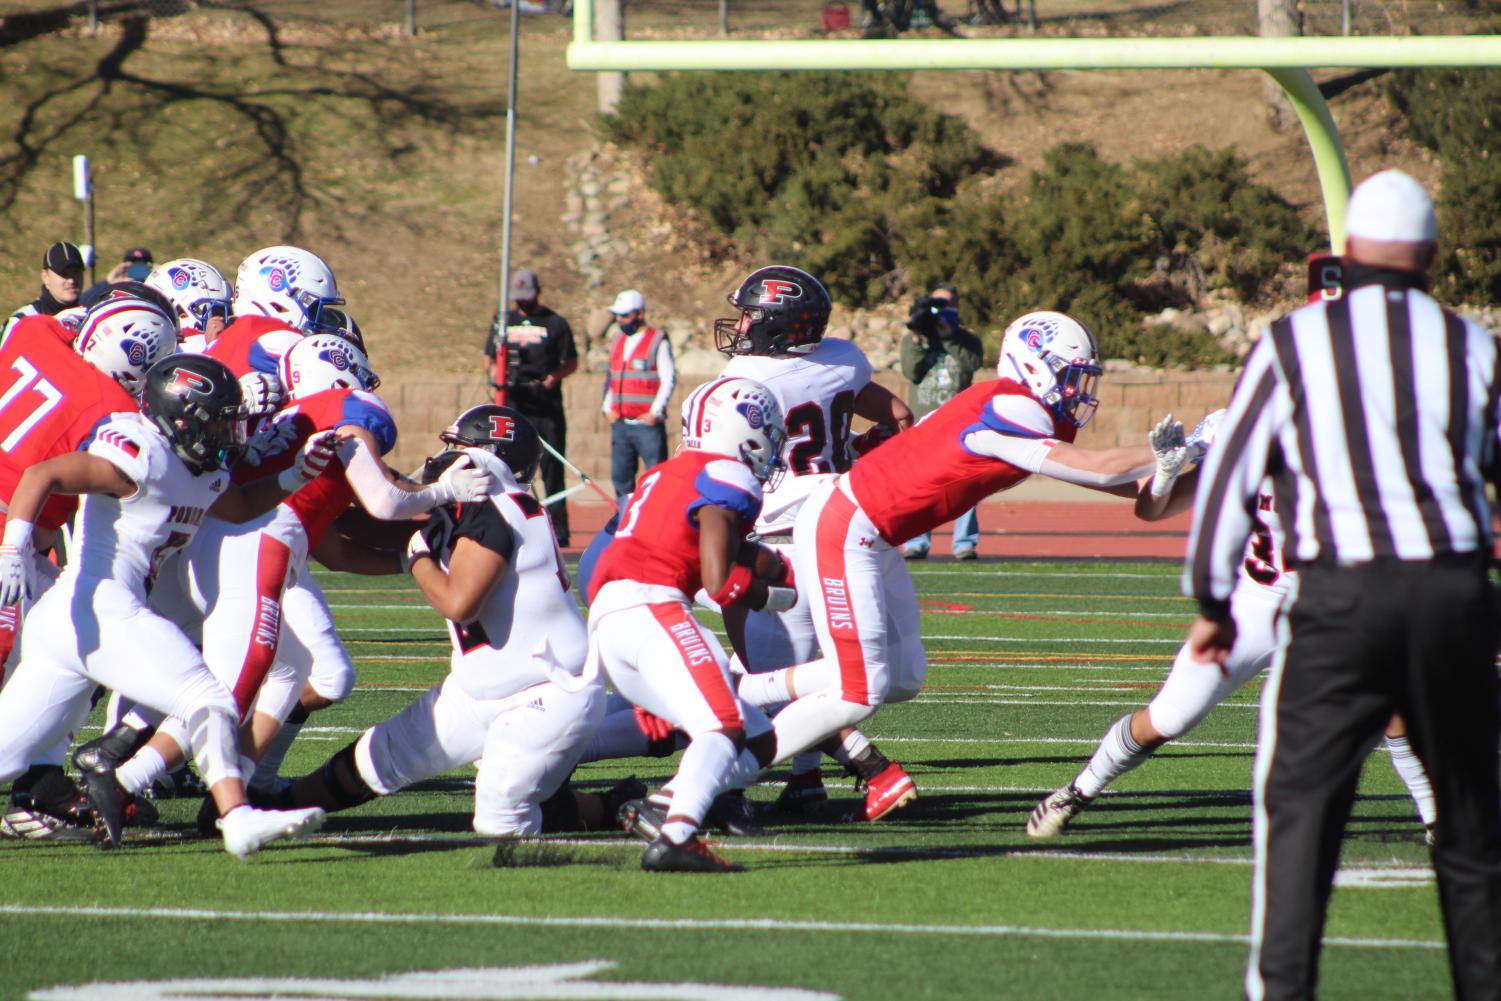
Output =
[{"x1": 606, "y1": 326, "x2": 667, "y2": 419}]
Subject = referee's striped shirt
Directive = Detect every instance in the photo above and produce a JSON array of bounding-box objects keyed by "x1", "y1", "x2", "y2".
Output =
[{"x1": 1186, "y1": 269, "x2": 1500, "y2": 613}]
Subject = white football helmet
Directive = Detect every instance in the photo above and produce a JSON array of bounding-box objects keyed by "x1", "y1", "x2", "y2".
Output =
[
  {"x1": 73, "y1": 294, "x2": 178, "y2": 397},
  {"x1": 1186, "y1": 407, "x2": 1228, "y2": 463},
  {"x1": 680, "y1": 377, "x2": 786, "y2": 483},
  {"x1": 53, "y1": 306, "x2": 87, "y2": 336},
  {"x1": 232, "y1": 245, "x2": 344, "y2": 334},
  {"x1": 996, "y1": 310, "x2": 1102, "y2": 428},
  {"x1": 146, "y1": 258, "x2": 232, "y2": 332},
  {"x1": 277, "y1": 333, "x2": 380, "y2": 402}
]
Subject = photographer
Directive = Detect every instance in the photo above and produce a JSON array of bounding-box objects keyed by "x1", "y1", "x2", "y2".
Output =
[
  {"x1": 899, "y1": 283, "x2": 984, "y2": 560},
  {"x1": 482, "y1": 268, "x2": 578, "y2": 548}
]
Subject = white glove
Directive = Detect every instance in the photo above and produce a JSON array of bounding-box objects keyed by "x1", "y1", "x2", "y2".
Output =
[
  {"x1": 237, "y1": 372, "x2": 283, "y2": 418},
  {"x1": 277, "y1": 430, "x2": 340, "y2": 492},
  {"x1": 1148, "y1": 414, "x2": 1188, "y2": 498},
  {"x1": 0, "y1": 518, "x2": 36, "y2": 608},
  {"x1": 241, "y1": 418, "x2": 298, "y2": 467},
  {"x1": 400, "y1": 530, "x2": 431, "y2": 574},
  {"x1": 430, "y1": 454, "x2": 494, "y2": 505}
]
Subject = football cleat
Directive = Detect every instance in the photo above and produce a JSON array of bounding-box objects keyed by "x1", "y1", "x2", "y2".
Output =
[
  {"x1": 617, "y1": 798, "x2": 666, "y2": 844},
  {"x1": 195, "y1": 794, "x2": 220, "y2": 836},
  {"x1": 598, "y1": 776, "x2": 649, "y2": 824},
  {"x1": 0, "y1": 807, "x2": 96, "y2": 842},
  {"x1": 766, "y1": 769, "x2": 829, "y2": 817},
  {"x1": 704, "y1": 789, "x2": 766, "y2": 837},
  {"x1": 862, "y1": 761, "x2": 917, "y2": 822},
  {"x1": 72, "y1": 724, "x2": 151, "y2": 774},
  {"x1": 1027, "y1": 784, "x2": 1093, "y2": 839},
  {"x1": 219, "y1": 805, "x2": 326, "y2": 860},
  {"x1": 4, "y1": 765, "x2": 95, "y2": 840},
  {"x1": 122, "y1": 794, "x2": 159, "y2": 829},
  {"x1": 79, "y1": 770, "x2": 126, "y2": 850},
  {"x1": 641, "y1": 835, "x2": 744, "y2": 873}
]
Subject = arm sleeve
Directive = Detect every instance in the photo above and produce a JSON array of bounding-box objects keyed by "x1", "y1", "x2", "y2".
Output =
[
  {"x1": 341, "y1": 435, "x2": 452, "y2": 520},
  {"x1": 1184, "y1": 335, "x2": 1286, "y2": 615},
  {"x1": 963, "y1": 393, "x2": 1150, "y2": 488},
  {"x1": 650, "y1": 338, "x2": 676, "y2": 417}
]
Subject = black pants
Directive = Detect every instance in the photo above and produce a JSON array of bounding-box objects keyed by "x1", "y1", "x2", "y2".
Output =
[
  {"x1": 1249, "y1": 558, "x2": 1501, "y2": 1001},
  {"x1": 523, "y1": 409, "x2": 569, "y2": 546}
]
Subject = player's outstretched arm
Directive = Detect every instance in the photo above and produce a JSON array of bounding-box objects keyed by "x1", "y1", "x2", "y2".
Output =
[
  {"x1": 1135, "y1": 414, "x2": 1197, "y2": 521},
  {"x1": 404, "y1": 534, "x2": 507, "y2": 622},
  {"x1": 211, "y1": 430, "x2": 341, "y2": 523},
  {"x1": 854, "y1": 381, "x2": 915, "y2": 430},
  {"x1": 311, "y1": 528, "x2": 403, "y2": 576},
  {"x1": 339, "y1": 428, "x2": 493, "y2": 520}
]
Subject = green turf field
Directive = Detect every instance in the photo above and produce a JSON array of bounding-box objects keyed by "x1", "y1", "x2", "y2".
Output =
[{"x1": 0, "y1": 561, "x2": 1447, "y2": 1000}]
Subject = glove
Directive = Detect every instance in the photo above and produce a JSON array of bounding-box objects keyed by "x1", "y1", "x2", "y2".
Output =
[
  {"x1": 761, "y1": 553, "x2": 797, "y2": 612},
  {"x1": 0, "y1": 545, "x2": 33, "y2": 608},
  {"x1": 241, "y1": 418, "x2": 298, "y2": 467},
  {"x1": 633, "y1": 706, "x2": 676, "y2": 743},
  {"x1": 277, "y1": 430, "x2": 340, "y2": 492},
  {"x1": 1186, "y1": 408, "x2": 1228, "y2": 465},
  {"x1": 400, "y1": 529, "x2": 431, "y2": 574},
  {"x1": 431, "y1": 454, "x2": 494, "y2": 504},
  {"x1": 849, "y1": 422, "x2": 898, "y2": 459},
  {"x1": 237, "y1": 372, "x2": 283, "y2": 418},
  {"x1": 1148, "y1": 414, "x2": 1188, "y2": 498}
]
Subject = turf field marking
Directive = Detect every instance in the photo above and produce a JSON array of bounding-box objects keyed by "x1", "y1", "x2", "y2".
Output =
[
  {"x1": 907, "y1": 570, "x2": 1179, "y2": 579},
  {"x1": 0, "y1": 904, "x2": 1440, "y2": 951}
]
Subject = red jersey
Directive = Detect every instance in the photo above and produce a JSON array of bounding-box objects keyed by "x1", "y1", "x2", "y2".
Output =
[
  {"x1": 587, "y1": 451, "x2": 763, "y2": 603},
  {"x1": 233, "y1": 388, "x2": 398, "y2": 548},
  {"x1": 0, "y1": 317, "x2": 139, "y2": 530},
  {"x1": 849, "y1": 379, "x2": 1076, "y2": 545},
  {"x1": 206, "y1": 315, "x2": 302, "y2": 378}
]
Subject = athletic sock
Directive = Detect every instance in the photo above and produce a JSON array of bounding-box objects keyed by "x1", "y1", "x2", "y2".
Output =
[
  {"x1": 1073, "y1": 713, "x2": 1150, "y2": 800},
  {"x1": 1385, "y1": 734, "x2": 1438, "y2": 827},
  {"x1": 737, "y1": 670, "x2": 793, "y2": 708},
  {"x1": 740, "y1": 658, "x2": 840, "y2": 708},
  {"x1": 844, "y1": 741, "x2": 890, "y2": 783},
  {"x1": 250, "y1": 721, "x2": 303, "y2": 791},
  {"x1": 117, "y1": 746, "x2": 169, "y2": 796},
  {"x1": 663, "y1": 731, "x2": 737, "y2": 834}
]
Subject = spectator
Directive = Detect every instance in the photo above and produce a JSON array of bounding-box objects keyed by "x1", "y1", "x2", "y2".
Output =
[
  {"x1": 482, "y1": 268, "x2": 578, "y2": 547},
  {"x1": 899, "y1": 283, "x2": 985, "y2": 560},
  {"x1": 601, "y1": 288, "x2": 675, "y2": 499},
  {"x1": 84, "y1": 247, "x2": 155, "y2": 302},
  {"x1": 3, "y1": 242, "x2": 86, "y2": 339}
]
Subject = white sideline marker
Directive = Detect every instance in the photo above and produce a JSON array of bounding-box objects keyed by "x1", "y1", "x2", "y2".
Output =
[{"x1": 0, "y1": 904, "x2": 1441, "y2": 951}]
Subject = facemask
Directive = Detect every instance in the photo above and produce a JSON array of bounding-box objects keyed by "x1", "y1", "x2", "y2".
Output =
[{"x1": 618, "y1": 318, "x2": 642, "y2": 335}]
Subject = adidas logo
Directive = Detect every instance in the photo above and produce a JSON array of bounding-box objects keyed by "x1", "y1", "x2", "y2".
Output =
[{"x1": 526, "y1": 698, "x2": 545, "y2": 712}]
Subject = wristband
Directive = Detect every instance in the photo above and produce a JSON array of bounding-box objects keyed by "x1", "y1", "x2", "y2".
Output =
[
  {"x1": 1149, "y1": 470, "x2": 1177, "y2": 498},
  {"x1": 709, "y1": 564, "x2": 755, "y2": 608},
  {"x1": 276, "y1": 466, "x2": 309, "y2": 493},
  {"x1": 762, "y1": 585, "x2": 797, "y2": 612},
  {"x1": 2, "y1": 518, "x2": 35, "y2": 552}
]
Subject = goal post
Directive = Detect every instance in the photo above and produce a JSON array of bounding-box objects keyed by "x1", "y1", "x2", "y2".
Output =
[{"x1": 565, "y1": 0, "x2": 1501, "y2": 252}]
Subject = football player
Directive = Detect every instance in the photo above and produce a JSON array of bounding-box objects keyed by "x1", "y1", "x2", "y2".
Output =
[
  {"x1": 280, "y1": 406, "x2": 627, "y2": 834},
  {"x1": 0, "y1": 295, "x2": 176, "y2": 840},
  {"x1": 737, "y1": 311, "x2": 1164, "y2": 782},
  {"x1": 1027, "y1": 410, "x2": 1438, "y2": 839},
  {"x1": 145, "y1": 258, "x2": 233, "y2": 353},
  {"x1": 0, "y1": 354, "x2": 335, "y2": 856},
  {"x1": 716, "y1": 265, "x2": 919, "y2": 820},
  {"x1": 96, "y1": 334, "x2": 493, "y2": 817},
  {"x1": 587, "y1": 377, "x2": 794, "y2": 872}
]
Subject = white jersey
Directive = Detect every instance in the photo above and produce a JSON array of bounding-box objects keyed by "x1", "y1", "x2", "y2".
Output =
[
  {"x1": 721, "y1": 337, "x2": 873, "y2": 534},
  {"x1": 1237, "y1": 483, "x2": 1293, "y2": 597},
  {"x1": 431, "y1": 455, "x2": 587, "y2": 702},
  {"x1": 68, "y1": 412, "x2": 227, "y2": 596}
]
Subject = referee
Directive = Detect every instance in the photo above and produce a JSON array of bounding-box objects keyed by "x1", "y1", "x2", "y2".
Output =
[{"x1": 1185, "y1": 170, "x2": 1501, "y2": 1001}]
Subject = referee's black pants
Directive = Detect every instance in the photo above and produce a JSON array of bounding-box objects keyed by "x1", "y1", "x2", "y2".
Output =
[{"x1": 1248, "y1": 557, "x2": 1501, "y2": 1001}]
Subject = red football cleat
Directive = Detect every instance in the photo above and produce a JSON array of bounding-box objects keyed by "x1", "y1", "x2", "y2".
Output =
[{"x1": 863, "y1": 761, "x2": 917, "y2": 821}]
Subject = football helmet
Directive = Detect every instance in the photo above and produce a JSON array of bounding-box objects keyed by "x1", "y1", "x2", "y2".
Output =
[
  {"x1": 141, "y1": 355, "x2": 246, "y2": 474},
  {"x1": 1186, "y1": 408, "x2": 1227, "y2": 464},
  {"x1": 73, "y1": 294, "x2": 178, "y2": 397},
  {"x1": 277, "y1": 333, "x2": 380, "y2": 402},
  {"x1": 232, "y1": 245, "x2": 344, "y2": 335},
  {"x1": 145, "y1": 258, "x2": 232, "y2": 332},
  {"x1": 319, "y1": 307, "x2": 367, "y2": 355},
  {"x1": 427, "y1": 404, "x2": 541, "y2": 485},
  {"x1": 714, "y1": 265, "x2": 832, "y2": 356},
  {"x1": 680, "y1": 377, "x2": 786, "y2": 483},
  {"x1": 996, "y1": 311, "x2": 1102, "y2": 428}
]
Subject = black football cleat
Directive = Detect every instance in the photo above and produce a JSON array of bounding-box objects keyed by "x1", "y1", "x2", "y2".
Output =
[
  {"x1": 617, "y1": 798, "x2": 666, "y2": 843},
  {"x1": 72, "y1": 724, "x2": 151, "y2": 775},
  {"x1": 78, "y1": 770, "x2": 126, "y2": 850},
  {"x1": 704, "y1": 789, "x2": 766, "y2": 837},
  {"x1": 195, "y1": 794, "x2": 220, "y2": 837},
  {"x1": 598, "y1": 776, "x2": 648, "y2": 823},
  {"x1": 641, "y1": 834, "x2": 744, "y2": 873}
]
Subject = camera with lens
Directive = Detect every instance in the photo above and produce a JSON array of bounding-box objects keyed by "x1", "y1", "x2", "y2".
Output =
[{"x1": 906, "y1": 296, "x2": 951, "y2": 339}]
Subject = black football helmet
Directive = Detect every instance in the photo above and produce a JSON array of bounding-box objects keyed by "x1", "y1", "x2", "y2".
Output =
[
  {"x1": 713, "y1": 265, "x2": 833, "y2": 356},
  {"x1": 140, "y1": 354, "x2": 246, "y2": 474},
  {"x1": 427, "y1": 404, "x2": 541, "y2": 485},
  {"x1": 320, "y1": 307, "x2": 368, "y2": 357}
]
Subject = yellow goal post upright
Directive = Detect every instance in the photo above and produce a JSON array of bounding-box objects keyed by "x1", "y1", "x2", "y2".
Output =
[{"x1": 565, "y1": 1, "x2": 1501, "y2": 255}]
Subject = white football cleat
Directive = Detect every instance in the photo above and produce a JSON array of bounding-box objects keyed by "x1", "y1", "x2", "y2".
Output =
[
  {"x1": 220, "y1": 805, "x2": 325, "y2": 860},
  {"x1": 1026, "y1": 784, "x2": 1092, "y2": 839}
]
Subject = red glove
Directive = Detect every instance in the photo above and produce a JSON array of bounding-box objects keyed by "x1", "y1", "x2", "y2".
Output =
[
  {"x1": 850, "y1": 423, "x2": 898, "y2": 458},
  {"x1": 633, "y1": 706, "x2": 675, "y2": 743}
]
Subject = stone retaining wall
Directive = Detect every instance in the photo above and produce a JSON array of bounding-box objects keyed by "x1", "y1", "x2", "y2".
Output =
[{"x1": 380, "y1": 359, "x2": 1240, "y2": 486}]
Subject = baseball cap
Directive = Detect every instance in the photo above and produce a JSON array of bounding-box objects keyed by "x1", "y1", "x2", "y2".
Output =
[
  {"x1": 609, "y1": 289, "x2": 645, "y2": 315},
  {"x1": 1346, "y1": 170, "x2": 1437, "y2": 243},
  {"x1": 122, "y1": 246, "x2": 153, "y2": 264},
  {"x1": 511, "y1": 269, "x2": 539, "y2": 298},
  {"x1": 42, "y1": 241, "x2": 85, "y2": 273}
]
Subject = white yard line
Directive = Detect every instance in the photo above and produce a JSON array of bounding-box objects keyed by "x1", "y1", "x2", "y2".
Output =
[{"x1": 0, "y1": 904, "x2": 1439, "y2": 951}]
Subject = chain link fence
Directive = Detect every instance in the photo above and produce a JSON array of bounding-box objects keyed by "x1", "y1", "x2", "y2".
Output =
[{"x1": 6, "y1": 0, "x2": 1492, "y2": 39}]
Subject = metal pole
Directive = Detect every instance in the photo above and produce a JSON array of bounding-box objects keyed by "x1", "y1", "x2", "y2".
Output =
[
  {"x1": 1264, "y1": 67, "x2": 1352, "y2": 252},
  {"x1": 84, "y1": 196, "x2": 96, "y2": 287},
  {"x1": 495, "y1": 0, "x2": 522, "y2": 406},
  {"x1": 88, "y1": 0, "x2": 97, "y2": 34},
  {"x1": 406, "y1": 0, "x2": 417, "y2": 37},
  {"x1": 719, "y1": 0, "x2": 729, "y2": 37}
]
